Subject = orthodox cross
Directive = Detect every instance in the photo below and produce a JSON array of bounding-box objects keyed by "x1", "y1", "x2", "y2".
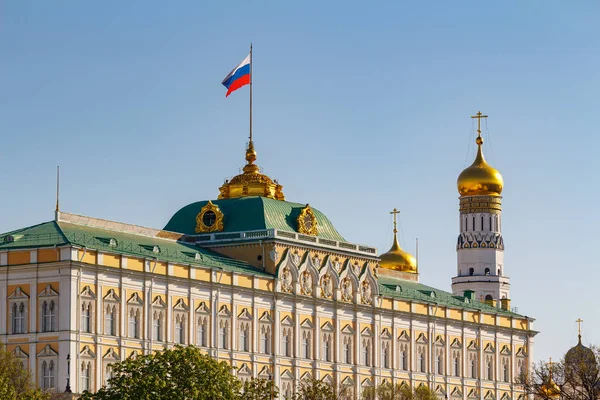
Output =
[
  {"x1": 576, "y1": 318, "x2": 584, "y2": 336},
  {"x1": 471, "y1": 111, "x2": 488, "y2": 138},
  {"x1": 390, "y1": 208, "x2": 400, "y2": 234},
  {"x1": 548, "y1": 357, "x2": 554, "y2": 377}
]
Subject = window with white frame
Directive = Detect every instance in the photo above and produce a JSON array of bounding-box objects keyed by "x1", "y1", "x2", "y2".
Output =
[
  {"x1": 281, "y1": 327, "x2": 293, "y2": 357},
  {"x1": 218, "y1": 306, "x2": 231, "y2": 350},
  {"x1": 417, "y1": 345, "x2": 427, "y2": 372},
  {"x1": 103, "y1": 289, "x2": 120, "y2": 336},
  {"x1": 79, "y1": 345, "x2": 95, "y2": 393},
  {"x1": 237, "y1": 308, "x2": 252, "y2": 352},
  {"x1": 342, "y1": 336, "x2": 352, "y2": 364},
  {"x1": 436, "y1": 348, "x2": 444, "y2": 375},
  {"x1": 81, "y1": 361, "x2": 92, "y2": 392},
  {"x1": 381, "y1": 341, "x2": 390, "y2": 368},
  {"x1": 301, "y1": 330, "x2": 312, "y2": 359},
  {"x1": 502, "y1": 357, "x2": 510, "y2": 382},
  {"x1": 39, "y1": 285, "x2": 59, "y2": 333},
  {"x1": 486, "y1": 355, "x2": 494, "y2": 380},
  {"x1": 260, "y1": 324, "x2": 271, "y2": 354},
  {"x1": 80, "y1": 286, "x2": 95, "y2": 334},
  {"x1": 399, "y1": 343, "x2": 409, "y2": 370},
  {"x1": 12, "y1": 346, "x2": 28, "y2": 370},
  {"x1": 151, "y1": 295, "x2": 166, "y2": 342},
  {"x1": 102, "y1": 349, "x2": 119, "y2": 387},
  {"x1": 172, "y1": 299, "x2": 189, "y2": 344},
  {"x1": 8, "y1": 287, "x2": 28, "y2": 334},
  {"x1": 37, "y1": 345, "x2": 58, "y2": 391},
  {"x1": 196, "y1": 316, "x2": 208, "y2": 347},
  {"x1": 127, "y1": 293, "x2": 143, "y2": 339},
  {"x1": 362, "y1": 338, "x2": 372, "y2": 366}
]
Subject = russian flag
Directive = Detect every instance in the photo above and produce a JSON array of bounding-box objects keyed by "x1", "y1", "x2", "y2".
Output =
[{"x1": 222, "y1": 54, "x2": 251, "y2": 97}]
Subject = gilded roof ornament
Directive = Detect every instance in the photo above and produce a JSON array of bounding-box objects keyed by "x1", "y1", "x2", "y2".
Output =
[
  {"x1": 218, "y1": 141, "x2": 285, "y2": 200},
  {"x1": 378, "y1": 208, "x2": 417, "y2": 273},
  {"x1": 297, "y1": 204, "x2": 318, "y2": 236},
  {"x1": 195, "y1": 200, "x2": 224, "y2": 233},
  {"x1": 457, "y1": 111, "x2": 504, "y2": 197}
]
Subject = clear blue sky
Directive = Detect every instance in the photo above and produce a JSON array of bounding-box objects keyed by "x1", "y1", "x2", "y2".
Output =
[{"x1": 1, "y1": 1, "x2": 599, "y2": 362}]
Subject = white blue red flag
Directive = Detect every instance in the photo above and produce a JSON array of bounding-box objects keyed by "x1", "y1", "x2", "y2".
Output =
[{"x1": 222, "y1": 54, "x2": 251, "y2": 97}]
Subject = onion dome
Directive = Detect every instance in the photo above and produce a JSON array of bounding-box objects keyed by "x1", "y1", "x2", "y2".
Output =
[
  {"x1": 457, "y1": 135, "x2": 504, "y2": 197},
  {"x1": 379, "y1": 209, "x2": 417, "y2": 273},
  {"x1": 218, "y1": 141, "x2": 285, "y2": 201},
  {"x1": 565, "y1": 334, "x2": 597, "y2": 367},
  {"x1": 540, "y1": 378, "x2": 560, "y2": 399}
]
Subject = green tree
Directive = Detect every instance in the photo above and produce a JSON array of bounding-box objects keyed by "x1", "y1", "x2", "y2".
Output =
[
  {"x1": 361, "y1": 383, "x2": 438, "y2": 400},
  {"x1": 291, "y1": 377, "x2": 353, "y2": 400},
  {"x1": 0, "y1": 343, "x2": 48, "y2": 400},
  {"x1": 80, "y1": 346, "x2": 241, "y2": 400},
  {"x1": 239, "y1": 378, "x2": 278, "y2": 400}
]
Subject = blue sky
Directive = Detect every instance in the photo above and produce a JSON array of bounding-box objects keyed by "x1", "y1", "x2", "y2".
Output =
[{"x1": 1, "y1": 1, "x2": 599, "y2": 362}]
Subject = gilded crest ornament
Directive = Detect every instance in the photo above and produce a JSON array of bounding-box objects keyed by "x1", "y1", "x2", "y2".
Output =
[
  {"x1": 195, "y1": 201, "x2": 224, "y2": 233},
  {"x1": 297, "y1": 204, "x2": 318, "y2": 236}
]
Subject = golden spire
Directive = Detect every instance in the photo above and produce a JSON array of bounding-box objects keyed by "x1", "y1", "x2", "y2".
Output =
[
  {"x1": 379, "y1": 208, "x2": 417, "y2": 273},
  {"x1": 218, "y1": 140, "x2": 285, "y2": 201},
  {"x1": 457, "y1": 110, "x2": 504, "y2": 197}
]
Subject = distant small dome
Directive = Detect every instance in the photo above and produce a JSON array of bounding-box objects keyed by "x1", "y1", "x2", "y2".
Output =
[
  {"x1": 565, "y1": 335, "x2": 597, "y2": 366},
  {"x1": 379, "y1": 236, "x2": 417, "y2": 273},
  {"x1": 457, "y1": 136, "x2": 503, "y2": 197}
]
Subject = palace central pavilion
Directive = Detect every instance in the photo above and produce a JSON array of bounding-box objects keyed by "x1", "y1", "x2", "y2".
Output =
[{"x1": 0, "y1": 116, "x2": 536, "y2": 399}]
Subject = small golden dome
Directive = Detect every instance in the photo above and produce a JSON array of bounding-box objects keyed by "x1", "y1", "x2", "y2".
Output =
[
  {"x1": 379, "y1": 209, "x2": 417, "y2": 273},
  {"x1": 218, "y1": 141, "x2": 285, "y2": 201},
  {"x1": 379, "y1": 236, "x2": 417, "y2": 273},
  {"x1": 457, "y1": 136, "x2": 503, "y2": 197},
  {"x1": 540, "y1": 379, "x2": 560, "y2": 399}
]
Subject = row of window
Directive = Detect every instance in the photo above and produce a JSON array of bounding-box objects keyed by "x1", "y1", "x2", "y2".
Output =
[{"x1": 10, "y1": 300, "x2": 57, "y2": 334}]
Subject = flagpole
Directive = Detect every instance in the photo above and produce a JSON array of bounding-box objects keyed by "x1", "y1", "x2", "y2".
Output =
[{"x1": 249, "y1": 43, "x2": 253, "y2": 144}]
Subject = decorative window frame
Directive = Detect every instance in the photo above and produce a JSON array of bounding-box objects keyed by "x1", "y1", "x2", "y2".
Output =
[
  {"x1": 321, "y1": 321, "x2": 334, "y2": 362},
  {"x1": 281, "y1": 316, "x2": 294, "y2": 357},
  {"x1": 80, "y1": 345, "x2": 96, "y2": 393},
  {"x1": 13, "y1": 346, "x2": 29, "y2": 370},
  {"x1": 259, "y1": 312, "x2": 273, "y2": 355},
  {"x1": 238, "y1": 308, "x2": 252, "y2": 352},
  {"x1": 102, "y1": 348, "x2": 120, "y2": 386},
  {"x1": 38, "y1": 345, "x2": 58, "y2": 391},
  {"x1": 341, "y1": 324, "x2": 354, "y2": 364},
  {"x1": 237, "y1": 363, "x2": 252, "y2": 384},
  {"x1": 300, "y1": 319, "x2": 314, "y2": 359},
  {"x1": 80, "y1": 286, "x2": 96, "y2": 334},
  {"x1": 218, "y1": 305, "x2": 231, "y2": 350},
  {"x1": 195, "y1": 301, "x2": 210, "y2": 347},
  {"x1": 152, "y1": 295, "x2": 166, "y2": 342},
  {"x1": 127, "y1": 293, "x2": 144, "y2": 339},
  {"x1": 173, "y1": 299, "x2": 189, "y2": 344},
  {"x1": 103, "y1": 289, "x2": 121, "y2": 336},
  {"x1": 8, "y1": 287, "x2": 29, "y2": 334},
  {"x1": 361, "y1": 327, "x2": 373, "y2": 366},
  {"x1": 38, "y1": 284, "x2": 59, "y2": 333}
]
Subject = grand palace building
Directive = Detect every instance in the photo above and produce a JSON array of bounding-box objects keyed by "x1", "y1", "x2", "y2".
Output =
[{"x1": 0, "y1": 114, "x2": 536, "y2": 398}]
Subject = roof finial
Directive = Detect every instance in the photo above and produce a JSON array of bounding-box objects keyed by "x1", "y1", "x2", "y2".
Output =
[
  {"x1": 55, "y1": 166, "x2": 60, "y2": 216},
  {"x1": 576, "y1": 318, "x2": 584, "y2": 342},
  {"x1": 471, "y1": 110, "x2": 488, "y2": 145},
  {"x1": 390, "y1": 208, "x2": 400, "y2": 236}
]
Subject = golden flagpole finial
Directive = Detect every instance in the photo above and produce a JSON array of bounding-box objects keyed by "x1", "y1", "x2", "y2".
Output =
[
  {"x1": 55, "y1": 166, "x2": 60, "y2": 212},
  {"x1": 471, "y1": 111, "x2": 488, "y2": 142}
]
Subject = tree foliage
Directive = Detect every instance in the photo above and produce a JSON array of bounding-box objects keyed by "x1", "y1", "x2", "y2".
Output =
[
  {"x1": 517, "y1": 345, "x2": 600, "y2": 400},
  {"x1": 361, "y1": 383, "x2": 438, "y2": 400},
  {"x1": 81, "y1": 346, "x2": 242, "y2": 400},
  {"x1": 289, "y1": 377, "x2": 353, "y2": 400},
  {"x1": 239, "y1": 378, "x2": 278, "y2": 400},
  {"x1": 0, "y1": 343, "x2": 48, "y2": 400}
]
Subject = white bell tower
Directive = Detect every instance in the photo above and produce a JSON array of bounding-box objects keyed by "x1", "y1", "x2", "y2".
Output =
[{"x1": 451, "y1": 112, "x2": 511, "y2": 309}]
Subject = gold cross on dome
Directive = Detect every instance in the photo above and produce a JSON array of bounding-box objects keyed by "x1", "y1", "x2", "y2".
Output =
[
  {"x1": 390, "y1": 208, "x2": 400, "y2": 234},
  {"x1": 576, "y1": 318, "x2": 584, "y2": 336},
  {"x1": 548, "y1": 357, "x2": 554, "y2": 370},
  {"x1": 471, "y1": 111, "x2": 488, "y2": 138}
]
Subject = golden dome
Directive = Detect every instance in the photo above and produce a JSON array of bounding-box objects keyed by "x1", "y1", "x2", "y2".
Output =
[
  {"x1": 218, "y1": 141, "x2": 285, "y2": 201},
  {"x1": 379, "y1": 209, "x2": 417, "y2": 273},
  {"x1": 457, "y1": 136, "x2": 503, "y2": 197},
  {"x1": 540, "y1": 378, "x2": 560, "y2": 399}
]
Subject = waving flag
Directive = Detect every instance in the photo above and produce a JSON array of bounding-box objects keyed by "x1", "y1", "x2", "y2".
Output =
[{"x1": 222, "y1": 54, "x2": 251, "y2": 97}]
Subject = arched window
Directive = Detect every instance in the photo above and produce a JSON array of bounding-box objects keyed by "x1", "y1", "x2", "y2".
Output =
[
  {"x1": 469, "y1": 268, "x2": 475, "y2": 276},
  {"x1": 219, "y1": 320, "x2": 229, "y2": 349},
  {"x1": 400, "y1": 349, "x2": 407, "y2": 370},
  {"x1": 343, "y1": 337, "x2": 352, "y2": 364},
  {"x1": 419, "y1": 352, "x2": 426, "y2": 372},
  {"x1": 382, "y1": 344, "x2": 390, "y2": 369},
  {"x1": 42, "y1": 360, "x2": 55, "y2": 390},
  {"x1": 197, "y1": 317, "x2": 207, "y2": 347},
  {"x1": 42, "y1": 301, "x2": 56, "y2": 332},
  {"x1": 261, "y1": 326, "x2": 271, "y2": 354},
  {"x1": 485, "y1": 294, "x2": 493, "y2": 301},
  {"x1": 503, "y1": 362, "x2": 509, "y2": 382},
  {"x1": 487, "y1": 359, "x2": 494, "y2": 380},
  {"x1": 323, "y1": 334, "x2": 331, "y2": 362},
  {"x1": 437, "y1": 354, "x2": 443, "y2": 374},
  {"x1": 153, "y1": 311, "x2": 163, "y2": 341},
  {"x1": 105, "y1": 305, "x2": 116, "y2": 336},
  {"x1": 239, "y1": 323, "x2": 249, "y2": 351},
  {"x1": 81, "y1": 361, "x2": 91, "y2": 392},
  {"x1": 175, "y1": 315, "x2": 185, "y2": 344},
  {"x1": 282, "y1": 328, "x2": 291, "y2": 357},
  {"x1": 471, "y1": 358, "x2": 477, "y2": 378},
  {"x1": 302, "y1": 331, "x2": 311, "y2": 359},
  {"x1": 81, "y1": 302, "x2": 91, "y2": 333},
  {"x1": 129, "y1": 308, "x2": 140, "y2": 339},
  {"x1": 484, "y1": 268, "x2": 490, "y2": 275}
]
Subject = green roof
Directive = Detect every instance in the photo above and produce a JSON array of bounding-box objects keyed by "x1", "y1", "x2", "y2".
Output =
[
  {"x1": 0, "y1": 221, "x2": 268, "y2": 277},
  {"x1": 164, "y1": 196, "x2": 345, "y2": 241},
  {"x1": 378, "y1": 275, "x2": 526, "y2": 318}
]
